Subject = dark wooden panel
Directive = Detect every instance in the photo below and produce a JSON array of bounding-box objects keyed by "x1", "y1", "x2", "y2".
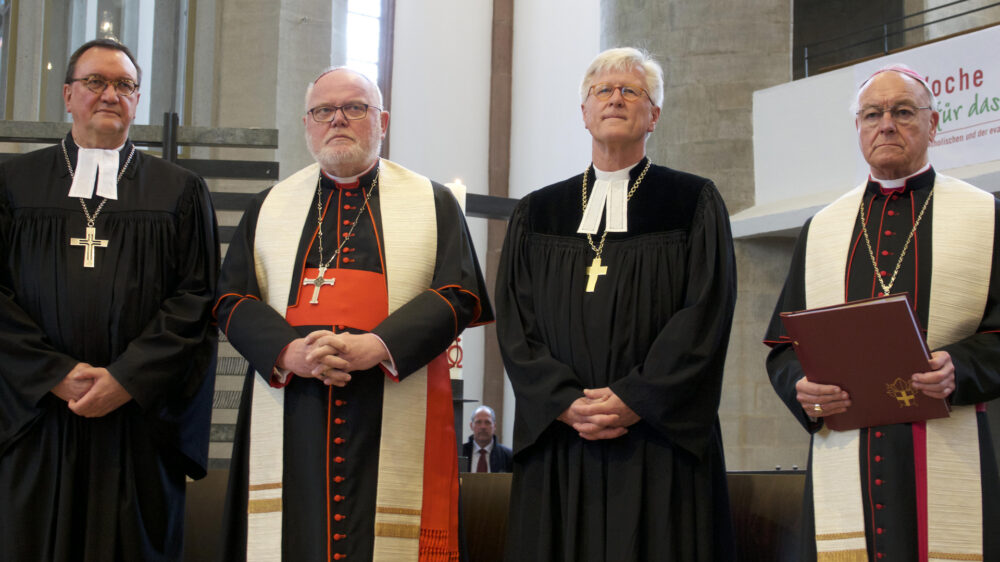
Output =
[
  {"x1": 184, "y1": 469, "x2": 807, "y2": 561},
  {"x1": 179, "y1": 158, "x2": 279, "y2": 180},
  {"x1": 183, "y1": 469, "x2": 228, "y2": 561},
  {"x1": 727, "y1": 471, "x2": 805, "y2": 562},
  {"x1": 460, "y1": 472, "x2": 512, "y2": 562}
]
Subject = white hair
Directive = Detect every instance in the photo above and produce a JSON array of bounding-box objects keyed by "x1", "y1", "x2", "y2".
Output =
[
  {"x1": 304, "y1": 66, "x2": 384, "y2": 112},
  {"x1": 580, "y1": 47, "x2": 664, "y2": 108},
  {"x1": 851, "y1": 62, "x2": 937, "y2": 115}
]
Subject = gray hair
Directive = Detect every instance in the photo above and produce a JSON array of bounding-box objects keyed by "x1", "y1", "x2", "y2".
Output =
[
  {"x1": 580, "y1": 47, "x2": 664, "y2": 108},
  {"x1": 470, "y1": 405, "x2": 496, "y2": 424},
  {"x1": 851, "y1": 62, "x2": 936, "y2": 115},
  {"x1": 304, "y1": 66, "x2": 384, "y2": 112}
]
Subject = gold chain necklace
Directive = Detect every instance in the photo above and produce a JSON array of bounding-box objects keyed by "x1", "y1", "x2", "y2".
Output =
[
  {"x1": 579, "y1": 160, "x2": 651, "y2": 292},
  {"x1": 301, "y1": 170, "x2": 379, "y2": 305},
  {"x1": 858, "y1": 186, "x2": 934, "y2": 295},
  {"x1": 61, "y1": 138, "x2": 136, "y2": 268}
]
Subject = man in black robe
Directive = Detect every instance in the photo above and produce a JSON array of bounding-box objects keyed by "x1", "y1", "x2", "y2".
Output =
[
  {"x1": 765, "y1": 64, "x2": 1000, "y2": 560},
  {"x1": 216, "y1": 67, "x2": 492, "y2": 561},
  {"x1": 496, "y1": 47, "x2": 737, "y2": 561},
  {"x1": 0, "y1": 39, "x2": 219, "y2": 561}
]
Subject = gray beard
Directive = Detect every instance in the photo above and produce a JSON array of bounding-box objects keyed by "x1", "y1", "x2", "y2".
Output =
[{"x1": 307, "y1": 133, "x2": 382, "y2": 176}]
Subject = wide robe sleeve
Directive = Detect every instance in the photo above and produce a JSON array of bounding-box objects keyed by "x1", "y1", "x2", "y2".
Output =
[
  {"x1": 763, "y1": 219, "x2": 822, "y2": 432},
  {"x1": 607, "y1": 185, "x2": 737, "y2": 459},
  {"x1": 105, "y1": 177, "x2": 221, "y2": 411},
  {"x1": 496, "y1": 198, "x2": 590, "y2": 455},
  {"x1": 371, "y1": 184, "x2": 493, "y2": 378},
  {"x1": 214, "y1": 189, "x2": 304, "y2": 379},
  {"x1": 0, "y1": 177, "x2": 80, "y2": 445}
]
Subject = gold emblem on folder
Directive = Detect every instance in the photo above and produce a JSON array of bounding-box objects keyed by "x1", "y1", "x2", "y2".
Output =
[{"x1": 886, "y1": 378, "x2": 918, "y2": 407}]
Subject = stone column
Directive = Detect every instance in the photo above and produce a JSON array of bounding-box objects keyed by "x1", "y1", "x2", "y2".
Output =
[
  {"x1": 12, "y1": 0, "x2": 46, "y2": 121},
  {"x1": 601, "y1": 0, "x2": 809, "y2": 470}
]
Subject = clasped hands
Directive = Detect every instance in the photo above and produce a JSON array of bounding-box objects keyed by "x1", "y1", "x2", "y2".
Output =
[
  {"x1": 558, "y1": 387, "x2": 640, "y2": 441},
  {"x1": 797, "y1": 350, "x2": 956, "y2": 417},
  {"x1": 277, "y1": 330, "x2": 389, "y2": 387},
  {"x1": 52, "y1": 362, "x2": 132, "y2": 418}
]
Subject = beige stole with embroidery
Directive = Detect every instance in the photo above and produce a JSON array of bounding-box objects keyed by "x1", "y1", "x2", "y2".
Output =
[
  {"x1": 245, "y1": 159, "x2": 437, "y2": 561},
  {"x1": 804, "y1": 174, "x2": 992, "y2": 561}
]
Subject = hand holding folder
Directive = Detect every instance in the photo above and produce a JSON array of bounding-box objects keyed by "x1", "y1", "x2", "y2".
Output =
[{"x1": 780, "y1": 294, "x2": 950, "y2": 431}]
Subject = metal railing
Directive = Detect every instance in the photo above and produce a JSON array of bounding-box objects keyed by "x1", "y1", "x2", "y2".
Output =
[{"x1": 804, "y1": 0, "x2": 1000, "y2": 76}]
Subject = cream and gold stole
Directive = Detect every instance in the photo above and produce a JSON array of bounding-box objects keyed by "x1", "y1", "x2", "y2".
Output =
[
  {"x1": 804, "y1": 174, "x2": 993, "y2": 562},
  {"x1": 245, "y1": 159, "x2": 438, "y2": 561}
]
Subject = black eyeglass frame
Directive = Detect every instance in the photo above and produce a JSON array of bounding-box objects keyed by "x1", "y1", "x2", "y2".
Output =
[{"x1": 307, "y1": 103, "x2": 382, "y2": 123}]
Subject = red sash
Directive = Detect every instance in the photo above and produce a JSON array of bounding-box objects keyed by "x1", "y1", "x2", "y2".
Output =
[{"x1": 285, "y1": 268, "x2": 388, "y2": 329}]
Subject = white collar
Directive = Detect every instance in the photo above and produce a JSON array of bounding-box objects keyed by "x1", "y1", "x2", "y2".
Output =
[
  {"x1": 578, "y1": 160, "x2": 641, "y2": 234},
  {"x1": 870, "y1": 163, "x2": 931, "y2": 190},
  {"x1": 321, "y1": 160, "x2": 378, "y2": 185},
  {"x1": 68, "y1": 141, "x2": 127, "y2": 200}
]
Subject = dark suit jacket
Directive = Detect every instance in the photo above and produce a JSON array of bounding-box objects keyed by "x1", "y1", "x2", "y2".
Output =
[{"x1": 462, "y1": 436, "x2": 513, "y2": 473}]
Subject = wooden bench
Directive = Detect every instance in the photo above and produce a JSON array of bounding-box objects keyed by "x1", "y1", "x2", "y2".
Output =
[{"x1": 184, "y1": 469, "x2": 806, "y2": 561}]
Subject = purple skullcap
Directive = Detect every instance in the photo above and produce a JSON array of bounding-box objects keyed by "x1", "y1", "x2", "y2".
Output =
[{"x1": 859, "y1": 64, "x2": 932, "y2": 94}]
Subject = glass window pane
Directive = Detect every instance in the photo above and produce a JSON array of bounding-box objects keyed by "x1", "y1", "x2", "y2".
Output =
[
  {"x1": 346, "y1": 13, "x2": 380, "y2": 64},
  {"x1": 348, "y1": 0, "x2": 381, "y2": 18}
]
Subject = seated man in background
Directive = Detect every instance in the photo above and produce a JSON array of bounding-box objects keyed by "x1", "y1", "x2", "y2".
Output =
[{"x1": 463, "y1": 405, "x2": 513, "y2": 473}]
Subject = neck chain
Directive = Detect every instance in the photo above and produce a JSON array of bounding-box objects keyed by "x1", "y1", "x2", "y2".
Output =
[
  {"x1": 858, "y1": 186, "x2": 934, "y2": 295},
  {"x1": 302, "y1": 169, "x2": 379, "y2": 304},
  {"x1": 61, "y1": 138, "x2": 136, "y2": 268},
  {"x1": 579, "y1": 159, "x2": 650, "y2": 292}
]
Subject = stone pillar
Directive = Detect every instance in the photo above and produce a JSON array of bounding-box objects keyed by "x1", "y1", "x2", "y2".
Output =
[
  {"x1": 12, "y1": 0, "x2": 45, "y2": 120},
  {"x1": 148, "y1": 1, "x2": 183, "y2": 119},
  {"x1": 601, "y1": 0, "x2": 806, "y2": 470},
  {"x1": 205, "y1": 0, "x2": 337, "y2": 171}
]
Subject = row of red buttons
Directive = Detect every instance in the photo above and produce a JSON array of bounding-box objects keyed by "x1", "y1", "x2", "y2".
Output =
[
  {"x1": 872, "y1": 428, "x2": 886, "y2": 559},
  {"x1": 332, "y1": 396, "x2": 349, "y2": 559},
  {"x1": 329, "y1": 177, "x2": 360, "y2": 562}
]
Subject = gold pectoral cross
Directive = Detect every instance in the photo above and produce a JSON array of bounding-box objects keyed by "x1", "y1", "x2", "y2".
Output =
[
  {"x1": 585, "y1": 256, "x2": 608, "y2": 293},
  {"x1": 70, "y1": 226, "x2": 109, "y2": 268},
  {"x1": 303, "y1": 266, "x2": 336, "y2": 304}
]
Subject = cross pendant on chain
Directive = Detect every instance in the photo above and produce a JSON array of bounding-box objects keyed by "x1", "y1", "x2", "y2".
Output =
[
  {"x1": 303, "y1": 265, "x2": 336, "y2": 304},
  {"x1": 585, "y1": 256, "x2": 608, "y2": 292},
  {"x1": 69, "y1": 226, "x2": 109, "y2": 268}
]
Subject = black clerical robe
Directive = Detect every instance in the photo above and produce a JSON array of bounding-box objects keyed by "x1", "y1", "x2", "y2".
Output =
[
  {"x1": 0, "y1": 135, "x2": 219, "y2": 561},
  {"x1": 216, "y1": 164, "x2": 493, "y2": 561},
  {"x1": 764, "y1": 168, "x2": 1000, "y2": 560},
  {"x1": 497, "y1": 159, "x2": 737, "y2": 561}
]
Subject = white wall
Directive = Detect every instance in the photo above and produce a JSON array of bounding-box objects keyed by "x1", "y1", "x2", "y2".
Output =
[
  {"x1": 509, "y1": 0, "x2": 601, "y2": 200},
  {"x1": 389, "y1": 0, "x2": 601, "y2": 447},
  {"x1": 389, "y1": 0, "x2": 494, "y2": 446}
]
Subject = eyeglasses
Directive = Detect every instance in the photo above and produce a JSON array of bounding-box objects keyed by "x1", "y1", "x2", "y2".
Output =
[
  {"x1": 856, "y1": 104, "x2": 931, "y2": 128},
  {"x1": 308, "y1": 103, "x2": 380, "y2": 122},
  {"x1": 69, "y1": 74, "x2": 139, "y2": 96},
  {"x1": 587, "y1": 83, "x2": 650, "y2": 103}
]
